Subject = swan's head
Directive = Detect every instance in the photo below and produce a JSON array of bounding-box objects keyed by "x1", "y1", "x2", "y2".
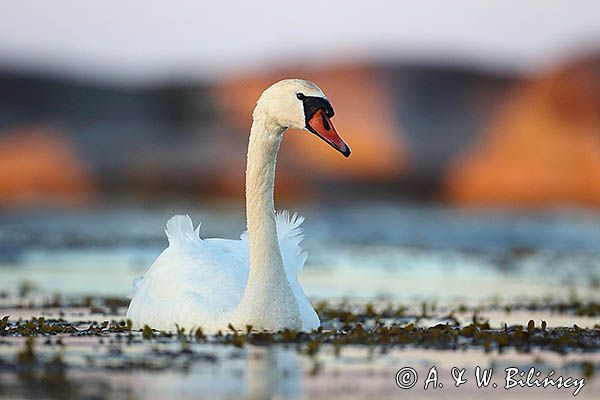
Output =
[{"x1": 256, "y1": 79, "x2": 351, "y2": 157}]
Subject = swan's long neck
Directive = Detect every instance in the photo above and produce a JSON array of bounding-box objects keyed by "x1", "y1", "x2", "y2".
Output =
[
  {"x1": 231, "y1": 110, "x2": 301, "y2": 330},
  {"x1": 245, "y1": 115, "x2": 284, "y2": 275}
]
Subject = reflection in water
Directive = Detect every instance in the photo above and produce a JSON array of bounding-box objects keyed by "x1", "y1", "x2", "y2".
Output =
[{"x1": 245, "y1": 346, "x2": 301, "y2": 400}]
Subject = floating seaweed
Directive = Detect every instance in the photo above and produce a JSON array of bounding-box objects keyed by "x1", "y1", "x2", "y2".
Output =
[{"x1": 0, "y1": 300, "x2": 598, "y2": 383}]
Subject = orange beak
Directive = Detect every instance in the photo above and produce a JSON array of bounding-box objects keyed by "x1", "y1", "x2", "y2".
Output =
[{"x1": 307, "y1": 109, "x2": 351, "y2": 157}]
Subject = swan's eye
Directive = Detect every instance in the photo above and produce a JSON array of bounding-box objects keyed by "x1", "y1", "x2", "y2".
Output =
[{"x1": 296, "y1": 93, "x2": 305, "y2": 100}]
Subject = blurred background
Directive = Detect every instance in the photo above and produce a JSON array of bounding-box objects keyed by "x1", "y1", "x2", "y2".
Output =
[
  {"x1": 3, "y1": 0, "x2": 600, "y2": 207},
  {"x1": 1, "y1": 0, "x2": 600, "y2": 302},
  {"x1": 3, "y1": 4, "x2": 600, "y2": 398}
]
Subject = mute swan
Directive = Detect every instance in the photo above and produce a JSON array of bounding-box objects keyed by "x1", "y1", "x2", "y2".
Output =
[{"x1": 126, "y1": 79, "x2": 350, "y2": 332}]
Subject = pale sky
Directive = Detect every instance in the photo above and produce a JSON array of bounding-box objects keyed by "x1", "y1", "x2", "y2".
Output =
[{"x1": 1, "y1": 0, "x2": 599, "y2": 84}]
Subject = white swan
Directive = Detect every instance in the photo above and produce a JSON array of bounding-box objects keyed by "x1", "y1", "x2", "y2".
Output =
[{"x1": 126, "y1": 79, "x2": 350, "y2": 332}]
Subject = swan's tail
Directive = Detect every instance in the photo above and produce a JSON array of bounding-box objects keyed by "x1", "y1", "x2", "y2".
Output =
[{"x1": 165, "y1": 215, "x2": 201, "y2": 247}]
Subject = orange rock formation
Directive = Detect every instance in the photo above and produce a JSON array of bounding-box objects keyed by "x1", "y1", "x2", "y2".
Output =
[{"x1": 446, "y1": 59, "x2": 600, "y2": 207}]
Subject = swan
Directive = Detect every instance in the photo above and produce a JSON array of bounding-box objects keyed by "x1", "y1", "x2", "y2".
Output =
[{"x1": 126, "y1": 79, "x2": 350, "y2": 332}]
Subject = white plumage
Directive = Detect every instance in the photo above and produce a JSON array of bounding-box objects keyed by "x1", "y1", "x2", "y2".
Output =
[
  {"x1": 126, "y1": 79, "x2": 349, "y2": 332},
  {"x1": 127, "y1": 212, "x2": 318, "y2": 332}
]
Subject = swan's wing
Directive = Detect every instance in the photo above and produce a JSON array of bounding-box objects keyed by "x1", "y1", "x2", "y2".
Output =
[
  {"x1": 275, "y1": 211, "x2": 309, "y2": 274},
  {"x1": 130, "y1": 213, "x2": 318, "y2": 331},
  {"x1": 145, "y1": 215, "x2": 248, "y2": 303},
  {"x1": 129, "y1": 215, "x2": 204, "y2": 300},
  {"x1": 276, "y1": 211, "x2": 319, "y2": 330},
  {"x1": 165, "y1": 213, "x2": 202, "y2": 247},
  {"x1": 127, "y1": 215, "x2": 248, "y2": 330}
]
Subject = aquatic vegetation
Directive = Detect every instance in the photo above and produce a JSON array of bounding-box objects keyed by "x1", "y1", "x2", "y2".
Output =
[
  {"x1": 0, "y1": 298, "x2": 599, "y2": 391},
  {"x1": 0, "y1": 307, "x2": 597, "y2": 355},
  {"x1": 0, "y1": 315, "x2": 9, "y2": 330},
  {"x1": 510, "y1": 300, "x2": 600, "y2": 317},
  {"x1": 142, "y1": 325, "x2": 153, "y2": 340}
]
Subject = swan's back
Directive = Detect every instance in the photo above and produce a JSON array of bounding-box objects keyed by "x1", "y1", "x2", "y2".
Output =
[{"x1": 126, "y1": 212, "x2": 319, "y2": 332}]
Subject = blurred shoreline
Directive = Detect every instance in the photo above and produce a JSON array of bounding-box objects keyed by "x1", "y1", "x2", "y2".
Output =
[{"x1": 2, "y1": 55, "x2": 600, "y2": 209}]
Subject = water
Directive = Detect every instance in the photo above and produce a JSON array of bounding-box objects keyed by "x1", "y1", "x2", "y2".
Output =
[
  {"x1": 1, "y1": 202, "x2": 599, "y2": 302},
  {"x1": 1, "y1": 202, "x2": 599, "y2": 399}
]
